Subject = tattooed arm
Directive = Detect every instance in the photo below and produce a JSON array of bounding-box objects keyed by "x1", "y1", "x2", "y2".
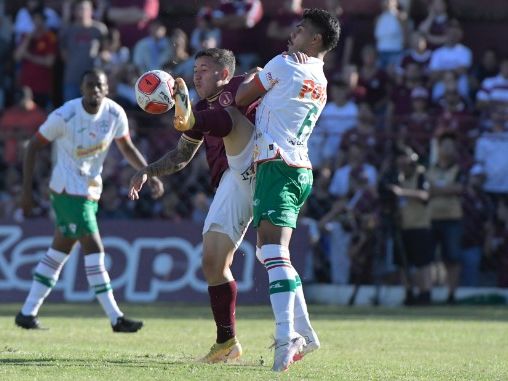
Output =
[{"x1": 128, "y1": 135, "x2": 202, "y2": 200}]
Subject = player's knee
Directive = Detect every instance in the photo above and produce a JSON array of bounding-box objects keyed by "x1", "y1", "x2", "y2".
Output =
[{"x1": 201, "y1": 250, "x2": 227, "y2": 278}]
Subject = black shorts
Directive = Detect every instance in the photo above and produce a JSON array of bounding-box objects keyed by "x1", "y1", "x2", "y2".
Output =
[{"x1": 394, "y1": 228, "x2": 434, "y2": 268}]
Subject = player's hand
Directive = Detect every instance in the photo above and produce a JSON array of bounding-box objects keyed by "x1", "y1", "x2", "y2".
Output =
[
  {"x1": 147, "y1": 176, "x2": 164, "y2": 199},
  {"x1": 20, "y1": 191, "x2": 35, "y2": 217},
  {"x1": 128, "y1": 169, "x2": 148, "y2": 200},
  {"x1": 246, "y1": 66, "x2": 263, "y2": 75}
]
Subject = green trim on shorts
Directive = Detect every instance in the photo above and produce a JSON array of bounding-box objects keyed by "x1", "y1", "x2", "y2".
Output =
[
  {"x1": 50, "y1": 192, "x2": 99, "y2": 238},
  {"x1": 253, "y1": 160, "x2": 313, "y2": 228},
  {"x1": 269, "y1": 279, "x2": 297, "y2": 294}
]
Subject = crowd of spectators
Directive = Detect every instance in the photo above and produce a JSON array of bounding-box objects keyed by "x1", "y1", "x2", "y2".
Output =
[{"x1": 1, "y1": 0, "x2": 508, "y2": 296}]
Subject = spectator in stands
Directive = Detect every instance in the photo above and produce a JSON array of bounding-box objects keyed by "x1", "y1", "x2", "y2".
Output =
[
  {"x1": 94, "y1": 28, "x2": 130, "y2": 98},
  {"x1": 309, "y1": 78, "x2": 358, "y2": 169},
  {"x1": 358, "y1": 45, "x2": 390, "y2": 115},
  {"x1": 325, "y1": 0, "x2": 354, "y2": 70},
  {"x1": 14, "y1": 0, "x2": 61, "y2": 44},
  {"x1": 474, "y1": 110, "x2": 508, "y2": 198},
  {"x1": 398, "y1": 31, "x2": 432, "y2": 75},
  {"x1": 60, "y1": 0, "x2": 108, "y2": 101},
  {"x1": 398, "y1": 87, "x2": 435, "y2": 164},
  {"x1": 0, "y1": 86, "x2": 47, "y2": 166},
  {"x1": 486, "y1": 197, "x2": 508, "y2": 287},
  {"x1": 0, "y1": 9, "x2": 13, "y2": 109},
  {"x1": 14, "y1": 9, "x2": 57, "y2": 109},
  {"x1": 211, "y1": 0, "x2": 263, "y2": 72},
  {"x1": 390, "y1": 146, "x2": 433, "y2": 305},
  {"x1": 461, "y1": 164, "x2": 492, "y2": 286},
  {"x1": 190, "y1": 7, "x2": 221, "y2": 54},
  {"x1": 105, "y1": 0, "x2": 159, "y2": 49},
  {"x1": 472, "y1": 48, "x2": 499, "y2": 87},
  {"x1": 389, "y1": 63, "x2": 425, "y2": 119},
  {"x1": 429, "y1": 20, "x2": 472, "y2": 103},
  {"x1": 427, "y1": 132, "x2": 464, "y2": 304},
  {"x1": 418, "y1": 0, "x2": 450, "y2": 49},
  {"x1": 132, "y1": 19, "x2": 171, "y2": 73},
  {"x1": 191, "y1": 191, "x2": 211, "y2": 225},
  {"x1": 168, "y1": 28, "x2": 190, "y2": 68},
  {"x1": 98, "y1": 182, "x2": 133, "y2": 219},
  {"x1": 374, "y1": 0, "x2": 406, "y2": 70},
  {"x1": 476, "y1": 57, "x2": 508, "y2": 110},
  {"x1": 266, "y1": 0, "x2": 303, "y2": 55}
]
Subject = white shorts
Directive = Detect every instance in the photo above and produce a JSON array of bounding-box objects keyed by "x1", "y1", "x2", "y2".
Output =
[{"x1": 203, "y1": 132, "x2": 255, "y2": 248}]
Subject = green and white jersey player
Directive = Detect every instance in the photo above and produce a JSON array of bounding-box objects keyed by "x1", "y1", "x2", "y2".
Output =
[
  {"x1": 17, "y1": 68, "x2": 164, "y2": 332},
  {"x1": 236, "y1": 8, "x2": 341, "y2": 372}
]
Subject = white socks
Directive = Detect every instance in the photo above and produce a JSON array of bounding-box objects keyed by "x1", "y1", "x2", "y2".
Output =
[
  {"x1": 261, "y1": 244, "x2": 297, "y2": 341},
  {"x1": 85, "y1": 253, "x2": 122, "y2": 324},
  {"x1": 21, "y1": 248, "x2": 69, "y2": 316}
]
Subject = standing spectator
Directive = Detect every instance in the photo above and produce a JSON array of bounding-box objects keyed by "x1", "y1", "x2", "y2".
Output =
[
  {"x1": 476, "y1": 58, "x2": 508, "y2": 110},
  {"x1": 389, "y1": 63, "x2": 425, "y2": 119},
  {"x1": 14, "y1": 0, "x2": 61, "y2": 44},
  {"x1": 487, "y1": 197, "x2": 508, "y2": 287},
  {"x1": 374, "y1": 0, "x2": 405, "y2": 70},
  {"x1": 0, "y1": 7, "x2": 13, "y2": 109},
  {"x1": 0, "y1": 86, "x2": 47, "y2": 165},
  {"x1": 266, "y1": 0, "x2": 303, "y2": 55},
  {"x1": 14, "y1": 9, "x2": 57, "y2": 109},
  {"x1": 474, "y1": 111, "x2": 508, "y2": 197},
  {"x1": 132, "y1": 19, "x2": 172, "y2": 73},
  {"x1": 211, "y1": 0, "x2": 263, "y2": 72},
  {"x1": 309, "y1": 78, "x2": 358, "y2": 168},
  {"x1": 461, "y1": 164, "x2": 492, "y2": 286},
  {"x1": 390, "y1": 146, "x2": 433, "y2": 305},
  {"x1": 398, "y1": 87, "x2": 435, "y2": 164},
  {"x1": 358, "y1": 45, "x2": 390, "y2": 115},
  {"x1": 190, "y1": 7, "x2": 221, "y2": 54},
  {"x1": 418, "y1": 0, "x2": 450, "y2": 50},
  {"x1": 429, "y1": 20, "x2": 472, "y2": 102},
  {"x1": 325, "y1": 0, "x2": 354, "y2": 70},
  {"x1": 60, "y1": 0, "x2": 107, "y2": 101},
  {"x1": 106, "y1": 0, "x2": 159, "y2": 49},
  {"x1": 427, "y1": 132, "x2": 464, "y2": 304},
  {"x1": 472, "y1": 49, "x2": 499, "y2": 88},
  {"x1": 399, "y1": 31, "x2": 432, "y2": 75}
]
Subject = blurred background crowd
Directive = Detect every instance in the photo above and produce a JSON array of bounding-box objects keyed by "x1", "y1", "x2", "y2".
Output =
[{"x1": 1, "y1": 0, "x2": 508, "y2": 300}]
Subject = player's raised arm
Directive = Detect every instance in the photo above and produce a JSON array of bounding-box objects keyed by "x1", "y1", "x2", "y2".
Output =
[
  {"x1": 128, "y1": 134, "x2": 202, "y2": 200},
  {"x1": 235, "y1": 69, "x2": 266, "y2": 106}
]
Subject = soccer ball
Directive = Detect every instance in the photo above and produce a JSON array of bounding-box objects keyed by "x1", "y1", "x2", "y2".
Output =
[{"x1": 135, "y1": 70, "x2": 175, "y2": 114}]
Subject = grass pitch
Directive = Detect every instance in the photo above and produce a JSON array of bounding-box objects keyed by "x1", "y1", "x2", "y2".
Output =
[{"x1": 0, "y1": 303, "x2": 507, "y2": 381}]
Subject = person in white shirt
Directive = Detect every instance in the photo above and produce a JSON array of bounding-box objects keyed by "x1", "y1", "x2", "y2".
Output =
[
  {"x1": 374, "y1": 0, "x2": 405, "y2": 69},
  {"x1": 236, "y1": 8, "x2": 340, "y2": 372},
  {"x1": 429, "y1": 20, "x2": 472, "y2": 99},
  {"x1": 309, "y1": 78, "x2": 358, "y2": 168},
  {"x1": 16, "y1": 69, "x2": 164, "y2": 332},
  {"x1": 476, "y1": 58, "x2": 508, "y2": 109}
]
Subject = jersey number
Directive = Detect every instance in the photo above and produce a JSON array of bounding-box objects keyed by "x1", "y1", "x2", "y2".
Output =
[{"x1": 297, "y1": 105, "x2": 319, "y2": 140}]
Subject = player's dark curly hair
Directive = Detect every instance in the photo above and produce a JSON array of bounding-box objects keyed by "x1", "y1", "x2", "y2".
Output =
[
  {"x1": 195, "y1": 48, "x2": 236, "y2": 79},
  {"x1": 303, "y1": 8, "x2": 341, "y2": 52}
]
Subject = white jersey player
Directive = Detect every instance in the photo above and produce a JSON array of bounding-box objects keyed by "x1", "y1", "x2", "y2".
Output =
[{"x1": 17, "y1": 69, "x2": 163, "y2": 332}]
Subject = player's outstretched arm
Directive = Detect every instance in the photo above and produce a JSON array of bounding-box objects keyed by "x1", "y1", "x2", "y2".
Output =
[
  {"x1": 236, "y1": 68, "x2": 266, "y2": 106},
  {"x1": 128, "y1": 135, "x2": 202, "y2": 200}
]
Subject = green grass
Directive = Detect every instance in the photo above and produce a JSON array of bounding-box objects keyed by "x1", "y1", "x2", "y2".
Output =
[{"x1": 0, "y1": 303, "x2": 507, "y2": 381}]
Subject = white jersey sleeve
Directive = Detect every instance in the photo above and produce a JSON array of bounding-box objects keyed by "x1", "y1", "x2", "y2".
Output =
[
  {"x1": 38, "y1": 111, "x2": 65, "y2": 142},
  {"x1": 258, "y1": 55, "x2": 292, "y2": 92},
  {"x1": 114, "y1": 106, "x2": 130, "y2": 139}
]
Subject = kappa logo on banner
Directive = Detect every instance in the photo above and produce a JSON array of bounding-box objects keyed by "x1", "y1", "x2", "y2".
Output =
[{"x1": 0, "y1": 225, "x2": 255, "y2": 302}]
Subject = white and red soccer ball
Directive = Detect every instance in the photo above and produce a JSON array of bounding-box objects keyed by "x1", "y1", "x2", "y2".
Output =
[{"x1": 135, "y1": 70, "x2": 175, "y2": 114}]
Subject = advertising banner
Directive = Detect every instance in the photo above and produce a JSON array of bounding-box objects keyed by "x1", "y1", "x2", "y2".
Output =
[{"x1": 0, "y1": 219, "x2": 309, "y2": 304}]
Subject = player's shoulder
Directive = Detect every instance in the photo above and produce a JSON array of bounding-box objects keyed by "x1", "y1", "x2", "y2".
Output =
[
  {"x1": 52, "y1": 98, "x2": 80, "y2": 123},
  {"x1": 102, "y1": 97, "x2": 127, "y2": 119}
]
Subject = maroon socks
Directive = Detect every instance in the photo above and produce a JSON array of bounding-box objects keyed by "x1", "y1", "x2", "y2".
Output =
[
  {"x1": 208, "y1": 280, "x2": 238, "y2": 343},
  {"x1": 193, "y1": 108, "x2": 233, "y2": 137}
]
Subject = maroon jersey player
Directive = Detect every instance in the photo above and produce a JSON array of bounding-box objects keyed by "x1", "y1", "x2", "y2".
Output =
[{"x1": 129, "y1": 48, "x2": 257, "y2": 363}]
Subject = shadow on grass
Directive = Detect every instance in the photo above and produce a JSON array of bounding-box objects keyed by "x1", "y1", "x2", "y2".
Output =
[{"x1": 1, "y1": 303, "x2": 507, "y2": 322}]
